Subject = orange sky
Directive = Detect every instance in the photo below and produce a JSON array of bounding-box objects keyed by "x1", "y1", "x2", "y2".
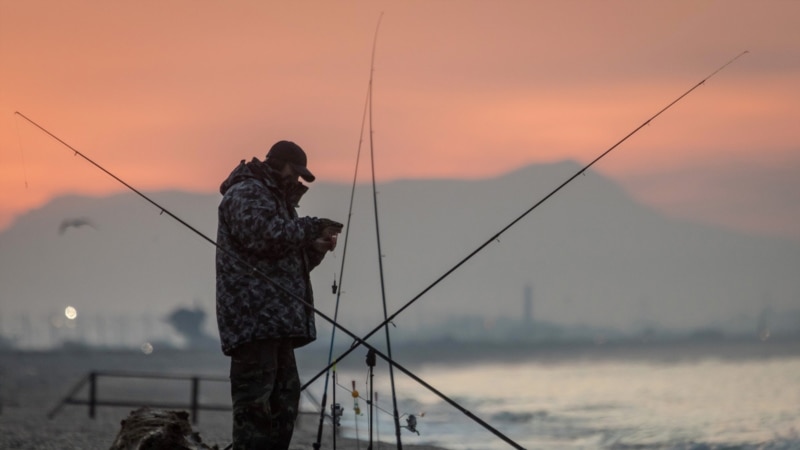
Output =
[{"x1": 1, "y1": 0, "x2": 798, "y2": 241}]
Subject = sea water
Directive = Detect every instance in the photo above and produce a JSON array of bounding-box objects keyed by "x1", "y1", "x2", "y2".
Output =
[{"x1": 317, "y1": 352, "x2": 800, "y2": 450}]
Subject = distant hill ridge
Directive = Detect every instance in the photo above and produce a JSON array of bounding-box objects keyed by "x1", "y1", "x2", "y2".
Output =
[{"x1": 1, "y1": 161, "x2": 798, "y2": 341}]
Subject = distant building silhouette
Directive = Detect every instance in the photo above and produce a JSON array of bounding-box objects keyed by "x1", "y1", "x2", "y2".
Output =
[{"x1": 165, "y1": 306, "x2": 218, "y2": 350}]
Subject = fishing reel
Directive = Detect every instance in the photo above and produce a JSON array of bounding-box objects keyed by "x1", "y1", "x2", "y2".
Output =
[
  {"x1": 401, "y1": 413, "x2": 423, "y2": 435},
  {"x1": 330, "y1": 402, "x2": 344, "y2": 427}
]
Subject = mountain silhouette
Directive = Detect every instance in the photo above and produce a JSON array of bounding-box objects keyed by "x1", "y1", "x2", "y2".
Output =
[{"x1": 1, "y1": 161, "x2": 798, "y2": 342}]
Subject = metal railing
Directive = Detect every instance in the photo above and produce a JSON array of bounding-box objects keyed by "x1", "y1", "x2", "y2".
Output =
[{"x1": 47, "y1": 370, "x2": 231, "y2": 424}]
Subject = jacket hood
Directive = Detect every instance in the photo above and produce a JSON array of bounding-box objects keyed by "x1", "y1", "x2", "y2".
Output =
[
  {"x1": 219, "y1": 158, "x2": 278, "y2": 195},
  {"x1": 219, "y1": 158, "x2": 309, "y2": 206}
]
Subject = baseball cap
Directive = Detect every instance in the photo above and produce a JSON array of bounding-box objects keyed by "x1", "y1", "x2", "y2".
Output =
[{"x1": 266, "y1": 140, "x2": 315, "y2": 182}]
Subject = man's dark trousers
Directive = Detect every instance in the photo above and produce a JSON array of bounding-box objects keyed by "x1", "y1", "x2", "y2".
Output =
[{"x1": 230, "y1": 339, "x2": 301, "y2": 450}]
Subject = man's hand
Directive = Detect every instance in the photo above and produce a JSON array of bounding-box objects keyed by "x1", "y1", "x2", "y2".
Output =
[
  {"x1": 313, "y1": 219, "x2": 343, "y2": 253},
  {"x1": 317, "y1": 218, "x2": 344, "y2": 233},
  {"x1": 312, "y1": 235, "x2": 337, "y2": 253}
]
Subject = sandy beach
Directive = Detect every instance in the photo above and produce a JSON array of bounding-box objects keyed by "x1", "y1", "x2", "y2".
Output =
[
  {"x1": 0, "y1": 349, "x2": 446, "y2": 450},
  {"x1": 0, "y1": 406, "x2": 443, "y2": 450}
]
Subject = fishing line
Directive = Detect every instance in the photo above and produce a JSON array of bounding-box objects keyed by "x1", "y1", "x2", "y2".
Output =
[
  {"x1": 336, "y1": 379, "x2": 424, "y2": 440},
  {"x1": 376, "y1": 392, "x2": 381, "y2": 448},
  {"x1": 302, "y1": 50, "x2": 750, "y2": 390},
  {"x1": 14, "y1": 114, "x2": 30, "y2": 188},
  {"x1": 15, "y1": 111, "x2": 526, "y2": 449},
  {"x1": 363, "y1": 13, "x2": 404, "y2": 450},
  {"x1": 335, "y1": 378, "x2": 415, "y2": 424}
]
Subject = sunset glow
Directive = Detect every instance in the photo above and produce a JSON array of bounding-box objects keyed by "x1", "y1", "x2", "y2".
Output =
[{"x1": 1, "y1": 1, "x2": 798, "y2": 241}]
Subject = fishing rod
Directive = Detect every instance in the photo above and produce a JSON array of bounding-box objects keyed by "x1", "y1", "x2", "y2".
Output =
[
  {"x1": 367, "y1": 349, "x2": 376, "y2": 449},
  {"x1": 331, "y1": 370, "x2": 342, "y2": 449},
  {"x1": 15, "y1": 111, "x2": 526, "y2": 449},
  {"x1": 363, "y1": 13, "x2": 404, "y2": 450},
  {"x1": 318, "y1": 14, "x2": 405, "y2": 450},
  {"x1": 301, "y1": 50, "x2": 750, "y2": 389},
  {"x1": 312, "y1": 15, "x2": 377, "y2": 449}
]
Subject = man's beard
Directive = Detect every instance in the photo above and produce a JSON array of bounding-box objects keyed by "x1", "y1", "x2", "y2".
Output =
[
  {"x1": 279, "y1": 174, "x2": 301, "y2": 191},
  {"x1": 282, "y1": 178, "x2": 308, "y2": 207}
]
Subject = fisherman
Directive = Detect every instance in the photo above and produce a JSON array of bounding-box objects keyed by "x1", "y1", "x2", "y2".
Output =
[{"x1": 216, "y1": 140, "x2": 343, "y2": 450}]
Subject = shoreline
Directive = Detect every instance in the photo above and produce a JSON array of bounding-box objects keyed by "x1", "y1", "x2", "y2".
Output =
[
  {"x1": 300, "y1": 334, "x2": 800, "y2": 369},
  {"x1": 4, "y1": 332, "x2": 799, "y2": 364}
]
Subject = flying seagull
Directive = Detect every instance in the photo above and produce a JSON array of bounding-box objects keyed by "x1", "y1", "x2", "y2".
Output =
[{"x1": 58, "y1": 217, "x2": 97, "y2": 235}]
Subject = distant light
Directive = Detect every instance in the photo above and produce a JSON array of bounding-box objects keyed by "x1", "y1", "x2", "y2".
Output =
[
  {"x1": 65, "y1": 306, "x2": 78, "y2": 320},
  {"x1": 141, "y1": 342, "x2": 154, "y2": 355}
]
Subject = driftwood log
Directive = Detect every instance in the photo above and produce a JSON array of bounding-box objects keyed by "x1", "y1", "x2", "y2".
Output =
[{"x1": 109, "y1": 407, "x2": 219, "y2": 450}]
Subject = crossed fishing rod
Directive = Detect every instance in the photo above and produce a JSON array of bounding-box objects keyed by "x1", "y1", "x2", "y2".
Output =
[
  {"x1": 14, "y1": 110, "x2": 523, "y2": 449},
  {"x1": 15, "y1": 49, "x2": 747, "y2": 450}
]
